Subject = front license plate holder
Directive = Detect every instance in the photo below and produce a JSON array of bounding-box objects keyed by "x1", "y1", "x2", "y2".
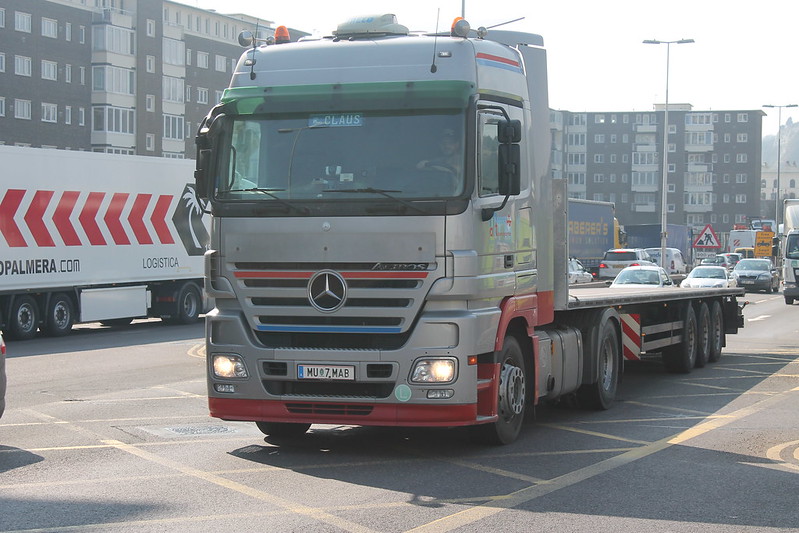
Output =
[{"x1": 297, "y1": 364, "x2": 355, "y2": 380}]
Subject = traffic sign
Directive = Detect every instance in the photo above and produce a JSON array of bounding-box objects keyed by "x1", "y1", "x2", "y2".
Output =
[
  {"x1": 755, "y1": 231, "x2": 774, "y2": 257},
  {"x1": 693, "y1": 224, "x2": 721, "y2": 248}
]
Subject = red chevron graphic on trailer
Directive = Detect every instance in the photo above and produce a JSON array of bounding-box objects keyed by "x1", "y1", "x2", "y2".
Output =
[{"x1": 0, "y1": 189, "x2": 177, "y2": 248}]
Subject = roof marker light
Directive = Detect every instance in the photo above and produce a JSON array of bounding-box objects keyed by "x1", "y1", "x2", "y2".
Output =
[
  {"x1": 451, "y1": 17, "x2": 470, "y2": 38},
  {"x1": 275, "y1": 25, "x2": 290, "y2": 44}
]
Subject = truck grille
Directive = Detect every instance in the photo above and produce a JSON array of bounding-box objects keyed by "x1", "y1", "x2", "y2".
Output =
[{"x1": 230, "y1": 261, "x2": 434, "y2": 349}]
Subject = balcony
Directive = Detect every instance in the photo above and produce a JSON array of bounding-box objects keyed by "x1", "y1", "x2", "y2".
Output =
[
  {"x1": 634, "y1": 143, "x2": 657, "y2": 152},
  {"x1": 631, "y1": 183, "x2": 659, "y2": 193},
  {"x1": 633, "y1": 203, "x2": 656, "y2": 212},
  {"x1": 635, "y1": 124, "x2": 657, "y2": 133}
]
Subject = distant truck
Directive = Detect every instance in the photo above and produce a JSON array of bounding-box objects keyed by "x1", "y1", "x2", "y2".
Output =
[
  {"x1": 782, "y1": 199, "x2": 799, "y2": 304},
  {"x1": 0, "y1": 146, "x2": 209, "y2": 340},
  {"x1": 624, "y1": 224, "x2": 693, "y2": 265},
  {"x1": 567, "y1": 198, "x2": 616, "y2": 277}
]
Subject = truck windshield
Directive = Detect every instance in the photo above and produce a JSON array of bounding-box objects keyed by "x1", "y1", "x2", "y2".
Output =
[
  {"x1": 786, "y1": 234, "x2": 799, "y2": 259},
  {"x1": 214, "y1": 111, "x2": 466, "y2": 202}
]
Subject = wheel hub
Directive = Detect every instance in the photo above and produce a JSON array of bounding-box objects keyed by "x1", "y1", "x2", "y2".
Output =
[{"x1": 498, "y1": 363, "x2": 525, "y2": 417}]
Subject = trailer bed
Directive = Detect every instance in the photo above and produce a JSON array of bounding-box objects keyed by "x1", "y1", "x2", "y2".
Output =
[{"x1": 563, "y1": 286, "x2": 744, "y2": 310}]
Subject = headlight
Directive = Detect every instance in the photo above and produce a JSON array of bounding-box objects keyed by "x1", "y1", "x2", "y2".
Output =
[
  {"x1": 212, "y1": 354, "x2": 249, "y2": 378},
  {"x1": 410, "y1": 358, "x2": 457, "y2": 383}
]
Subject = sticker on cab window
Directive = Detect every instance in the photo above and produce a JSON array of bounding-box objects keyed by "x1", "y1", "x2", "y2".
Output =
[{"x1": 309, "y1": 113, "x2": 364, "y2": 128}]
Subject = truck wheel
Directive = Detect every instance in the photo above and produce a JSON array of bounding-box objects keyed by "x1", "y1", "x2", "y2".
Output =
[
  {"x1": 471, "y1": 336, "x2": 527, "y2": 445},
  {"x1": 708, "y1": 301, "x2": 725, "y2": 363},
  {"x1": 7, "y1": 295, "x2": 40, "y2": 340},
  {"x1": 167, "y1": 283, "x2": 202, "y2": 325},
  {"x1": 255, "y1": 421, "x2": 311, "y2": 438},
  {"x1": 694, "y1": 303, "x2": 710, "y2": 368},
  {"x1": 44, "y1": 293, "x2": 75, "y2": 337},
  {"x1": 663, "y1": 304, "x2": 697, "y2": 373},
  {"x1": 786, "y1": 297, "x2": 795, "y2": 305},
  {"x1": 577, "y1": 316, "x2": 620, "y2": 410}
]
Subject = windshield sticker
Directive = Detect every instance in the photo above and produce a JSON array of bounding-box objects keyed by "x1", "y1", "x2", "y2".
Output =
[{"x1": 309, "y1": 113, "x2": 364, "y2": 128}]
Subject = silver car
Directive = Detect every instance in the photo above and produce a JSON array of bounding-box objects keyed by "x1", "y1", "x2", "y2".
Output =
[{"x1": 599, "y1": 248, "x2": 656, "y2": 280}]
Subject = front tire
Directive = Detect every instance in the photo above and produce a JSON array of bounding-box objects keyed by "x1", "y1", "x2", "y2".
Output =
[{"x1": 471, "y1": 336, "x2": 527, "y2": 445}]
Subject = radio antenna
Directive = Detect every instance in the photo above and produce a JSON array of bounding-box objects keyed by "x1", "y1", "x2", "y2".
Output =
[{"x1": 430, "y1": 8, "x2": 440, "y2": 73}]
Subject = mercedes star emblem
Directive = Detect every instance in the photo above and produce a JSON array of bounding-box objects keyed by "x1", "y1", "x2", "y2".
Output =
[{"x1": 308, "y1": 270, "x2": 347, "y2": 312}]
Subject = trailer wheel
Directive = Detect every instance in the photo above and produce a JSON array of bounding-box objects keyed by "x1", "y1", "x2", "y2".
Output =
[
  {"x1": 577, "y1": 315, "x2": 620, "y2": 410},
  {"x1": 44, "y1": 293, "x2": 75, "y2": 337},
  {"x1": 7, "y1": 295, "x2": 40, "y2": 340},
  {"x1": 786, "y1": 296, "x2": 794, "y2": 305},
  {"x1": 255, "y1": 421, "x2": 311, "y2": 438},
  {"x1": 167, "y1": 283, "x2": 202, "y2": 325},
  {"x1": 471, "y1": 335, "x2": 527, "y2": 445},
  {"x1": 694, "y1": 303, "x2": 711, "y2": 368},
  {"x1": 708, "y1": 301, "x2": 725, "y2": 363},
  {"x1": 663, "y1": 304, "x2": 697, "y2": 373}
]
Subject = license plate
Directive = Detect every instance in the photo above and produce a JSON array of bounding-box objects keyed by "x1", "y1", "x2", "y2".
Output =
[
  {"x1": 297, "y1": 364, "x2": 355, "y2": 380},
  {"x1": 741, "y1": 280, "x2": 754, "y2": 285}
]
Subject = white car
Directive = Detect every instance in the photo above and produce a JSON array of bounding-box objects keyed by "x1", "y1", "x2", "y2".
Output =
[
  {"x1": 680, "y1": 266, "x2": 737, "y2": 288},
  {"x1": 609, "y1": 265, "x2": 674, "y2": 288},
  {"x1": 568, "y1": 259, "x2": 594, "y2": 284},
  {"x1": 599, "y1": 248, "x2": 656, "y2": 279}
]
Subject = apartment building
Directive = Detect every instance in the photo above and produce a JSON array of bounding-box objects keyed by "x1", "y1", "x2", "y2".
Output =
[
  {"x1": 551, "y1": 105, "x2": 764, "y2": 235},
  {"x1": 0, "y1": 0, "x2": 304, "y2": 158}
]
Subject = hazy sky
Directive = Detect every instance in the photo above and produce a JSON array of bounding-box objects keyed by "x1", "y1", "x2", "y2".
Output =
[{"x1": 180, "y1": 0, "x2": 799, "y2": 137}]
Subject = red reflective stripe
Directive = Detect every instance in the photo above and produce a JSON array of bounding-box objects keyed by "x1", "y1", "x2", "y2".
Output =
[
  {"x1": 79, "y1": 192, "x2": 106, "y2": 246},
  {"x1": 25, "y1": 190, "x2": 56, "y2": 247},
  {"x1": 341, "y1": 272, "x2": 428, "y2": 279},
  {"x1": 151, "y1": 195, "x2": 174, "y2": 244},
  {"x1": 0, "y1": 189, "x2": 27, "y2": 247},
  {"x1": 54, "y1": 191, "x2": 81, "y2": 246},
  {"x1": 476, "y1": 52, "x2": 520, "y2": 67},
  {"x1": 128, "y1": 194, "x2": 153, "y2": 245},
  {"x1": 234, "y1": 271, "x2": 314, "y2": 279}
]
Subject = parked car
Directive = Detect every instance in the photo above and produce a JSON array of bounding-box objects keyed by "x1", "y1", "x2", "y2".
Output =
[
  {"x1": 732, "y1": 258, "x2": 780, "y2": 293},
  {"x1": 0, "y1": 330, "x2": 6, "y2": 419},
  {"x1": 608, "y1": 265, "x2": 675, "y2": 288},
  {"x1": 680, "y1": 266, "x2": 737, "y2": 289},
  {"x1": 734, "y1": 247, "x2": 755, "y2": 259},
  {"x1": 568, "y1": 258, "x2": 594, "y2": 284},
  {"x1": 598, "y1": 248, "x2": 656, "y2": 279},
  {"x1": 701, "y1": 253, "x2": 738, "y2": 271},
  {"x1": 645, "y1": 247, "x2": 688, "y2": 275}
]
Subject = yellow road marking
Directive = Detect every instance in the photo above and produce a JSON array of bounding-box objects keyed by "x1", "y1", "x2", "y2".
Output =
[{"x1": 539, "y1": 423, "x2": 651, "y2": 445}]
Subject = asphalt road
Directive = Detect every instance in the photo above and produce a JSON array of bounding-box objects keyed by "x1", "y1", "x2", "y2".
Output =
[{"x1": 1, "y1": 290, "x2": 798, "y2": 532}]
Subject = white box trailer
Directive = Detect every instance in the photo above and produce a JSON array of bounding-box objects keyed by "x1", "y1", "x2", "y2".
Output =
[
  {"x1": 782, "y1": 199, "x2": 799, "y2": 304},
  {"x1": 0, "y1": 146, "x2": 209, "y2": 339},
  {"x1": 194, "y1": 15, "x2": 745, "y2": 444}
]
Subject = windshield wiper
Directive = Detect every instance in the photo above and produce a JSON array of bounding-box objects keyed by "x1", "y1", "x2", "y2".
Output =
[
  {"x1": 219, "y1": 188, "x2": 309, "y2": 215},
  {"x1": 322, "y1": 187, "x2": 429, "y2": 214}
]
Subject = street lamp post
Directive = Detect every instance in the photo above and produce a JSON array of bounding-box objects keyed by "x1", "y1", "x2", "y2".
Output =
[
  {"x1": 763, "y1": 104, "x2": 797, "y2": 228},
  {"x1": 643, "y1": 38, "x2": 694, "y2": 269}
]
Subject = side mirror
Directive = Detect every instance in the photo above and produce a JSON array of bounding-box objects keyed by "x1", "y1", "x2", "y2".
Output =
[
  {"x1": 498, "y1": 119, "x2": 522, "y2": 143},
  {"x1": 498, "y1": 144, "x2": 520, "y2": 196},
  {"x1": 195, "y1": 149, "x2": 212, "y2": 201}
]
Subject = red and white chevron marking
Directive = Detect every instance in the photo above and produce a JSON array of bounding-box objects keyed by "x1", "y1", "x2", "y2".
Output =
[
  {"x1": 621, "y1": 313, "x2": 642, "y2": 361},
  {"x1": 0, "y1": 189, "x2": 175, "y2": 248}
]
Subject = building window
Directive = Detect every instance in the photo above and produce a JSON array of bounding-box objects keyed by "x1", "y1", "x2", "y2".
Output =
[
  {"x1": 14, "y1": 99, "x2": 32, "y2": 119},
  {"x1": 610, "y1": 134, "x2": 617, "y2": 143},
  {"x1": 41, "y1": 103, "x2": 57, "y2": 123},
  {"x1": 41, "y1": 60, "x2": 58, "y2": 81},
  {"x1": 737, "y1": 133, "x2": 748, "y2": 142},
  {"x1": 668, "y1": 163, "x2": 676, "y2": 173},
  {"x1": 668, "y1": 125, "x2": 677, "y2": 134},
  {"x1": 146, "y1": 55, "x2": 155, "y2": 73},
  {"x1": 163, "y1": 114, "x2": 185, "y2": 140},
  {"x1": 723, "y1": 154, "x2": 731, "y2": 163},
  {"x1": 736, "y1": 173, "x2": 747, "y2": 183},
  {"x1": 162, "y1": 76, "x2": 185, "y2": 103},
  {"x1": 736, "y1": 153, "x2": 747, "y2": 163},
  {"x1": 737, "y1": 113, "x2": 749, "y2": 123},
  {"x1": 93, "y1": 25, "x2": 135, "y2": 55},
  {"x1": 15, "y1": 11, "x2": 31, "y2": 32},
  {"x1": 163, "y1": 38, "x2": 185, "y2": 65},
  {"x1": 197, "y1": 51, "x2": 209, "y2": 69},
  {"x1": 215, "y1": 54, "x2": 227, "y2": 72},
  {"x1": 66, "y1": 22, "x2": 71, "y2": 41},
  {"x1": 0, "y1": 53, "x2": 5, "y2": 72},
  {"x1": 0, "y1": 9, "x2": 5, "y2": 28},
  {"x1": 735, "y1": 194, "x2": 747, "y2": 203},
  {"x1": 0, "y1": 97, "x2": 5, "y2": 117},
  {"x1": 186, "y1": 85, "x2": 191, "y2": 102},
  {"x1": 146, "y1": 94, "x2": 155, "y2": 112},
  {"x1": 610, "y1": 154, "x2": 616, "y2": 163},
  {"x1": 92, "y1": 66, "x2": 135, "y2": 95},
  {"x1": 593, "y1": 173, "x2": 604, "y2": 183},
  {"x1": 215, "y1": 90, "x2": 224, "y2": 103},
  {"x1": 146, "y1": 19, "x2": 156, "y2": 37},
  {"x1": 594, "y1": 114, "x2": 605, "y2": 124},
  {"x1": 594, "y1": 154, "x2": 603, "y2": 163},
  {"x1": 79, "y1": 26, "x2": 85, "y2": 44},
  {"x1": 93, "y1": 106, "x2": 135, "y2": 134},
  {"x1": 41, "y1": 17, "x2": 57, "y2": 38},
  {"x1": 724, "y1": 113, "x2": 731, "y2": 123},
  {"x1": 197, "y1": 87, "x2": 208, "y2": 104},
  {"x1": 724, "y1": 133, "x2": 731, "y2": 143},
  {"x1": 146, "y1": 133, "x2": 155, "y2": 151},
  {"x1": 80, "y1": 66, "x2": 86, "y2": 85},
  {"x1": 15, "y1": 55, "x2": 32, "y2": 76},
  {"x1": 668, "y1": 143, "x2": 676, "y2": 152},
  {"x1": 594, "y1": 134, "x2": 605, "y2": 143},
  {"x1": 65, "y1": 106, "x2": 72, "y2": 124},
  {"x1": 65, "y1": 64, "x2": 72, "y2": 83},
  {"x1": 186, "y1": 48, "x2": 192, "y2": 66},
  {"x1": 78, "y1": 107, "x2": 85, "y2": 126}
]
